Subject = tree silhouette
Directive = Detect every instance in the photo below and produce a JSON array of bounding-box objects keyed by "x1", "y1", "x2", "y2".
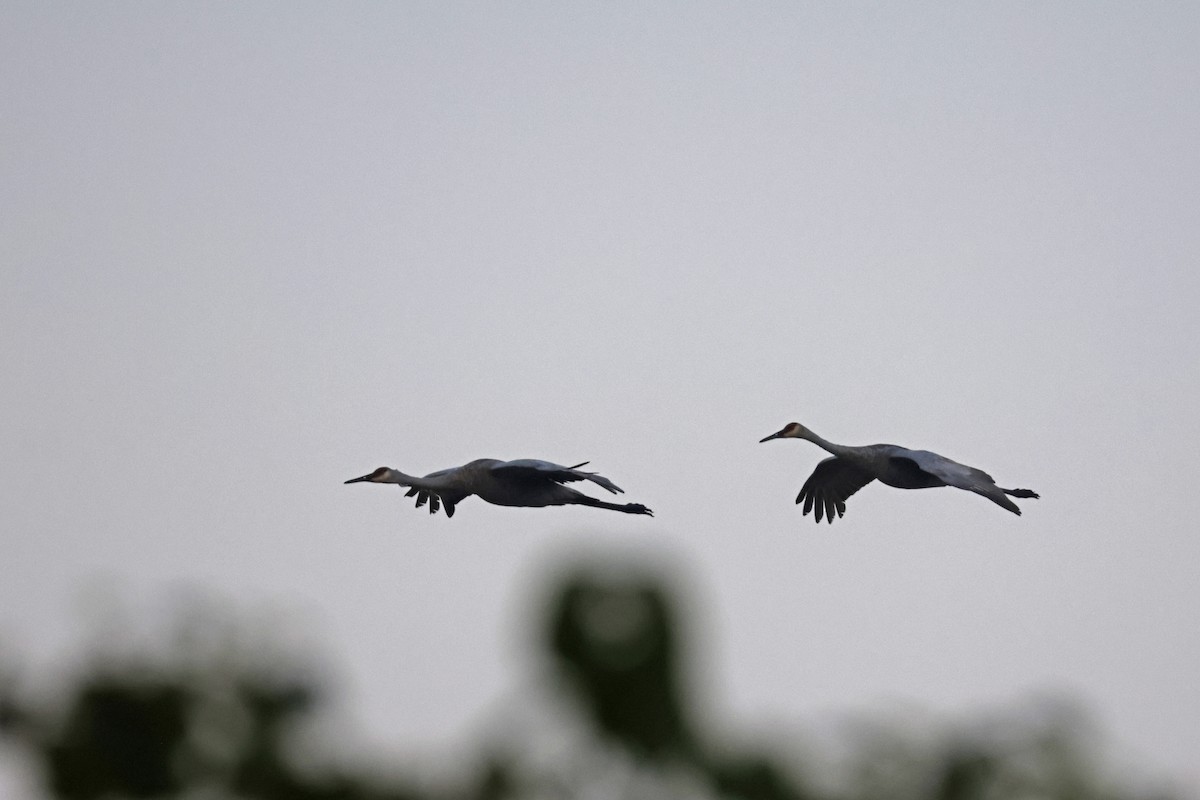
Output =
[{"x1": 0, "y1": 557, "x2": 1182, "y2": 800}]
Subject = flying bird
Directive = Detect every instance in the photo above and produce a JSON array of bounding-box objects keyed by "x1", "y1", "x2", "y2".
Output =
[
  {"x1": 345, "y1": 458, "x2": 653, "y2": 518},
  {"x1": 759, "y1": 422, "x2": 1039, "y2": 523}
]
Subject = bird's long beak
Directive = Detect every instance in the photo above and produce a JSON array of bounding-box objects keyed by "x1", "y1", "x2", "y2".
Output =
[
  {"x1": 759, "y1": 430, "x2": 784, "y2": 443},
  {"x1": 344, "y1": 474, "x2": 373, "y2": 484}
]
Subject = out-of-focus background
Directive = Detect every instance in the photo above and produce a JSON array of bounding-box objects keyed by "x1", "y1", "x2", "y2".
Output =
[{"x1": 3, "y1": 3, "x2": 1197, "y2": 798}]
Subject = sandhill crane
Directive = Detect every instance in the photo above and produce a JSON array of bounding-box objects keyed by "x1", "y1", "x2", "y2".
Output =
[
  {"x1": 759, "y1": 422, "x2": 1039, "y2": 523},
  {"x1": 345, "y1": 458, "x2": 653, "y2": 518}
]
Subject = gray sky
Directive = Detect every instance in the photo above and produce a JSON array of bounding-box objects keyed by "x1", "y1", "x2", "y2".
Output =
[{"x1": 3, "y1": 2, "x2": 1198, "y2": 795}]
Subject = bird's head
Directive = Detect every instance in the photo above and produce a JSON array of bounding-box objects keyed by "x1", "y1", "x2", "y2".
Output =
[
  {"x1": 345, "y1": 467, "x2": 391, "y2": 484},
  {"x1": 759, "y1": 422, "x2": 811, "y2": 443}
]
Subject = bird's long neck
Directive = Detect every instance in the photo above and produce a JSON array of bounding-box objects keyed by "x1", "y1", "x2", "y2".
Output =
[
  {"x1": 381, "y1": 468, "x2": 455, "y2": 492},
  {"x1": 802, "y1": 430, "x2": 853, "y2": 459}
]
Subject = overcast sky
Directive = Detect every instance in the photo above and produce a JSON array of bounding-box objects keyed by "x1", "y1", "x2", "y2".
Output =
[{"x1": 3, "y1": 3, "x2": 1198, "y2": 796}]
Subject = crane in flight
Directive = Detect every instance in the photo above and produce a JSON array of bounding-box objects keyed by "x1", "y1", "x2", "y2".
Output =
[
  {"x1": 345, "y1": 458, "x2": 653, "y2": 518},
  {"x1": 760, "y1": 422, "x2": 1039, "y2": 523}
]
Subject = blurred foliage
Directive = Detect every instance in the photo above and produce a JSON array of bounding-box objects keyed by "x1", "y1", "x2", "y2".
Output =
[
  {"x1": 1, "y1": 655, "x2": 415, "y2": 800},
  {"x1": 0, "y1": 562, "x2": 1182, "y2": 800}
]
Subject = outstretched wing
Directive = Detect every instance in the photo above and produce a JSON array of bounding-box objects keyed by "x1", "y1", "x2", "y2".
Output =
[
  {"x1": 898, "y1": 448, "x2": 1027, "y2": 514},
  {"x1": 796, "y1": 457, "x2": 876, "y2": 523},
  {"x1": 901, "y1": 449, "x2": 996, "y2": 491},
  {"x1": 489, "y1": 459, "x2": 624, "y2": 494}
]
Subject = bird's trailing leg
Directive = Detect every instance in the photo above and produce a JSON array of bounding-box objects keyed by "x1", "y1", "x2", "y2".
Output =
[
  {"x1": 575, "y1": 495, "x2": 654, "y2": 516},
  {"x1": 989, "y1": 486, "x2": 1040, "y2": 515},
  {"x1": 974, "y1": 484, "x2": 1039, "y2": 515}
]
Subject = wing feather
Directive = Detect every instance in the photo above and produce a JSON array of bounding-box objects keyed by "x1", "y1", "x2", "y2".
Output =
[
  {"x1": 897, "y1": 448, "x2": 1026, "y2": 514},
  {"x1": 901, "y1": 449, "x2": 996, "y2": 491},
  {"x1": 795, "y1": 457, "x2": 875, "y2": 524},
  {"x1": 490, "y1": 459, "x2": 625, "y2": 495},
  {"x1": 406, "y1": 486, "x2": 465, "y2": 517}
]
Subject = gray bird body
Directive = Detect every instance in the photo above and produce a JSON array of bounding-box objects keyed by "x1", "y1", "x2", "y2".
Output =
[
  {"x1": 345, "y1": 458, "x2": 652, "y2": 518},
  {"x1": 761, "y1": 423, "x2": 1039, "y2": 523}
]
